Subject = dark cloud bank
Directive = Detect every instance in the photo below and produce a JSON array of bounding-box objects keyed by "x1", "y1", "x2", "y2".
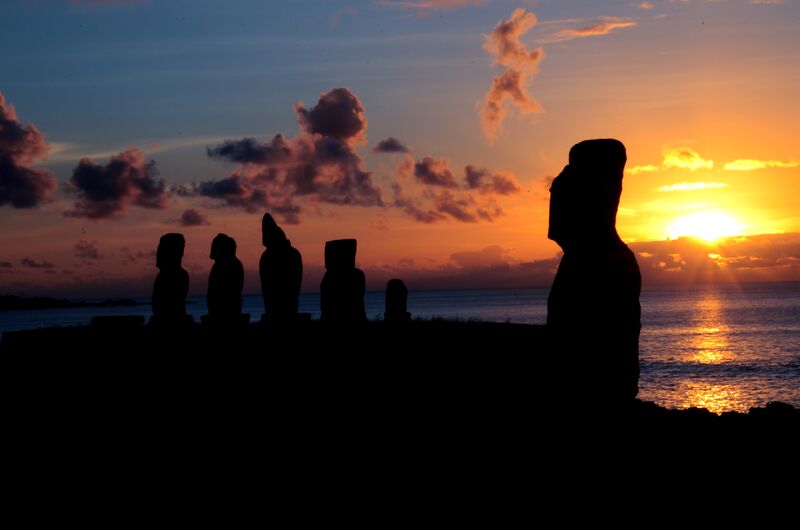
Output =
[
  {"x1": 65, "y1": 148, "x2": 168, "y2": 219},
  {"x1": 189, "y1": 87, "x2": 521, "y2": 225},
  {"x1": 0, "y1": 92, "x2": 57, "y2": 209},
  {"x1": 2, "y1": 87, "x2": 520, "y2": 225}
]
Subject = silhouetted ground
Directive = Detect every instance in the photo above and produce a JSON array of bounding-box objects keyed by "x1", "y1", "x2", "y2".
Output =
[{"x1": 2, "y1": 320, "x2": 797, "y2": 430}]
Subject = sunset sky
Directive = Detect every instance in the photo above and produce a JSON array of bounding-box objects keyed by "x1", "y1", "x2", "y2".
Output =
[{"x1": 2, "y1": 0, "x2": 799, "y2": 296}]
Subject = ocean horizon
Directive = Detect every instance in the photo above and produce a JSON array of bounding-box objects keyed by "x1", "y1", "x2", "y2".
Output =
[{"x1": 2, "y1": 282, "x2": 799, "y2": 413}]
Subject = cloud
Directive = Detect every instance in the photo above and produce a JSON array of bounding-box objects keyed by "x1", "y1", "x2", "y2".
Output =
[
  {"x1": 434, "y1": 190, "x2": 478, "y2": 222},
  {"x1": 630, "y1": 233, "x2": 800, "y2": 284},
  {"x1": 193, "y1": 87, "x2": 518, "y2": 226},
  {"x1": 373, "y1": 137, "x2": 410, "y2": 154},
  {"x1": 626, "y1": 165, "x2": 660, "y2": 175},
  {"x1": 549, "y1": 17, "x2": 637, "y2": 42},
  {"x1": 450, "y1": 245, "x2": 510, "y2": 268},
  {"x1": 74, "y1": 239, "x2": 101, "y2": 260},
  {"x1": 395, "y1": 154, "x2": 415, "y2": 179},
  {"x1": 662, "y1": 146, "x2": 714, "y2": 171},
  {"x1": 414, "y1": 156, "x2": 458, "y2": 188},
  {"x1": 464, "y1": 165, "x2": 520, "y2": 195},
  {"x1": 64, "y1": 148, "x2": 168, "y2": 219},
  {"x1": 480, "y1": 8, "x2": 545, "y2": 141},
  {"x1": 377, "y1": 0, "x2": 486, "y2": 12},
  {"x1": 723, "y1": 159, "x2": 799, "y2": 171},
  {"x1": 360, "y1": 246, "x2": 561, "y2": 291},
  {"x1": 196, "y1": 87, "x2": 382, "y2": 224},
  {"x1": 638, "y1": 1, "x2": 655, "y2": 9},
  {"x1": 750, "y1": 0, "x2": 783, "y2": 4},
  {"x1": 0, "y1": 92, "x2": 57, "y2": 209},
  {"x1": 206, "y1": 135, "x2": 293, "y2": 165},
  {"x1": 654, "y1": 182, "x2": 728, "y2": 192},
  {"x1": 21, "y1": 258, "x2": 55, "y2": 269},
  {"x1": 391, "y1": 183, "x2": 446, "y2": 224},
  {"x1": 628, "y1": 146, "x2": 718, "y2": 176},
  {"x1": 631, "y1": 148, "x2": 798, "y2": 176},
  {"x1": 295, "y1": 87, "x2": 368, "y2": 143},
  {"x1": 391, "y1": 155, "x2": 520, "y2": 223},
  {"x1": 173, "y1": 208, "x2": 211, "y2": 227}
]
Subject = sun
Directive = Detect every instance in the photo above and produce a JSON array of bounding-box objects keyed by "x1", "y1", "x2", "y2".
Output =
[{"x1": 666, "y1": 212, "x2": 745, "y2": 243}]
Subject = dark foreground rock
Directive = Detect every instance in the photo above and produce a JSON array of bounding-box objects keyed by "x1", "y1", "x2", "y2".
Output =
[{"x1": 2, "y1": 320, "x2": 796, "y2": 429}]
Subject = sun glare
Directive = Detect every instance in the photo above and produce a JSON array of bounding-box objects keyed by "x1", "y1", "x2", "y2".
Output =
[{"x1": 666, "y1": 212, "x2": 744, "y2": 243}]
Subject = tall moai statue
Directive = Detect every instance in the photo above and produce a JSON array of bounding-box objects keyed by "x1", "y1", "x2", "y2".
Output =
[{"x1": 546, "y1": 139, "x2": 641, "y2": 402}]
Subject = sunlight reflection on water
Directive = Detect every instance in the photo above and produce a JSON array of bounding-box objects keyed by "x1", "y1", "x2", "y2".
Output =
[
  {"x1": 678, "y1": 382, "x2": 750, "y2": 414},
  {"x1": 638, "y1": 284, "x2": 800, "y2": 412},
  {"x1": 687, "y1": 296, "x2": 735, "y2": 365},
  {"x1": 680, "y1": 293, "x2": 747, "y2": 410}
]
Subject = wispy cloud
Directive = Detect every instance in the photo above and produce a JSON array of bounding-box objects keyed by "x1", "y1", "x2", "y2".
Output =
[
  {"x1": 547, "y1": 17, "x2": 637, "y2": 43},
  {"x1": 627, "y1": 164, "x2": 660, "y2": 175},
  {"x1": 377, "y1": 0, "x2": 486, "y2": 12},
  {"x1": 628, "y1": 146, "x2": 715, "y2": 174},
  {"x1": 44, "y1": 135, "x2": 243, "y2": 164},
  {"x1": 723, "y1": 159, "x2": 799, "y2": 171},
  {"x1": 662, "y1": 146, "x2": 714, "y2": 171},
  {"x1": 654, "y1": 182, "x2": 729, "y2": 192},
  {"x1": 479, "y1": 8, "x2": 544, "y2": 141}
]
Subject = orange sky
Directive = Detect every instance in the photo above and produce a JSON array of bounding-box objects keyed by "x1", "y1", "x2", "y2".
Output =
[{"x1": 1, "y1": 1, "x2": 799, "y2": 296}]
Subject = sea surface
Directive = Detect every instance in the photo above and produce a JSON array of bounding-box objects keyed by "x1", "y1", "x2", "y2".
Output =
[{"x1": 2, "y1": 283, "x2": 799, "y2": 413}]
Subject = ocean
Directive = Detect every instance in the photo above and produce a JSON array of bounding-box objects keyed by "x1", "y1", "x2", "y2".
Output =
[{"x1": 2, "y1": 282, "x2": 799, "y2": 413}]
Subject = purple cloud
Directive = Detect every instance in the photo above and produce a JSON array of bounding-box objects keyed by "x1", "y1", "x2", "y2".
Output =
[
  {"x1": 414, "y1": 156, "x2": 458, "y2": 188},
  {"x1": 0, "y1": 92, "x2": 57, "y2": 208},
  {"x1": 65, "y1": 148, "x2": 168, "y2": 219},
  {"x1": 21, "y1": 258, "x2": 55, "y2": 269},
  {"x1": 373, "y1": 137, "x2": 410, "y2": 154},
  {"x1": 464, "y1": 165, "x2": 520, "y2": 195},
  {"x1": 74, "y1": 239, "x2": 101, "y2": 260},
  {"x1": 198, "y1": 87, "x2": 383, "y2": 224},
  {"x1": 175, "y1": 208, "x2": 210, "y2": 227}
]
